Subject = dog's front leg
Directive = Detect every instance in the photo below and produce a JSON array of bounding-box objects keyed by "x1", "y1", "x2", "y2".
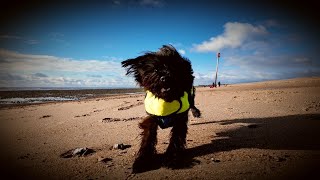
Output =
[
  {"x1": 132, "y1": 116, "x2": 158, "y2": 173},
  {"x1": 164, "y1": 112, "x2": 188, "y2": 168}
]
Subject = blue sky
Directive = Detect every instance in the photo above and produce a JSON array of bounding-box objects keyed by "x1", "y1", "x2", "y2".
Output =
[{"x1": 1, "y1": 0, "x2": 319, "y2": 87}]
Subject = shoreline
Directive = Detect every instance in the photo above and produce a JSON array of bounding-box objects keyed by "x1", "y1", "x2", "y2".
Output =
[
  {"x1": 0, "y1": 88, "x2": 144, "y2": 98},
  {"x1": 1, "y1": 76, "x2": 319, "y2": 108},
  {"x1": 0, "y1": 88, "x2": 144, "y2": 107}
]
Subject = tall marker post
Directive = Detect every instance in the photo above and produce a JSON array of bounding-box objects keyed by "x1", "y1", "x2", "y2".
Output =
[{"x1": 214, "y1": 52, "x2": 220, "y2": 87}]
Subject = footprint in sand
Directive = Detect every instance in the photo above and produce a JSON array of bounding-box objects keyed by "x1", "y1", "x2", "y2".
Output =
[
  {"x1": 74, "y1": 114, "x2": 90, "y2": 118},
  {"x1": 102, "y1": 117, "x2": 143, "y2": 123},
  {"x1": 117, "y1": 102, "x2": 144, "y2": 111},
  {"x1": 303, "y1": 101, "x2": 320, "y2": 111},
  {"x1": 40, "y1": 115, "x2": 52, "y2": 119},
  {"x1": 60, "y1": 147, "x2": 95, "y2": 158}
]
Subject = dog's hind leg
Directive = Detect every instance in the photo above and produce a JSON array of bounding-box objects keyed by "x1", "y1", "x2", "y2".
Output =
[
  {"x1": 164, "y1": 112, "x2": 188, "y2": 168},
  {"x1": 132, "y1": 116, "x2": 158, "y2": 173}
]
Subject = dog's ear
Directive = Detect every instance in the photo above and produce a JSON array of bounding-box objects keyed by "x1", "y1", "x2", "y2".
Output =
[{"x1": 121, "y1": 57, "x2": 144, "y2": 85}]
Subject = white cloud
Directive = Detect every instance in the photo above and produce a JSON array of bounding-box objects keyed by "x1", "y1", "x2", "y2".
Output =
[
  {"x1": 0, "y1": 35, "x2": 20, "y2": 39},
  {"x1": 102, "y1": 55, "x2": 123, "y2": 61},
  {"x1": 178, "y1": 49, "x2": 186, "y2": 55},
  {"x1": 0, "y1": 35, "x2": 39, "y2": 45},
  {"x1": 25, "y1": 39, "x2": 39, "y2": 45},
  {"x1": 0, "y1": 49, "x2": 122, "y2": 73},
  {"x1": 191, "y1": 21, "x2": 320, "y2": 84},
  {"x1": 218, "y1": 54, "x2": 319, "y2": 83},
  {"x1": 113, "y1": 0, "x2": 121, "y2": 5},
  {"x1": 192, "y1": 51, "x2": 320, "y2": 85},
  {"x1": 0, "y1": 49, "x2": 135, "y2": 87},
  {"x1": 193, "y1": 22, "x2": 268, "y2": 52},
  {"x1": 193, "y1": 72, "x2": 214, "y2": 85},
  {"x1": 33, "y1": 73, "x2": 48, "y2": 78}
]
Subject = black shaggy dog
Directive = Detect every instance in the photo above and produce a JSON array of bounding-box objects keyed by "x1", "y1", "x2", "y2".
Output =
[{"x1": 122, "y1": 45, "x2": 201, "y2": 173}]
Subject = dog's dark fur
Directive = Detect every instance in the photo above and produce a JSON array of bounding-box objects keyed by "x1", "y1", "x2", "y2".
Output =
[{"x1": 122, "y1": 45, "x2": 201, "y2": 173}]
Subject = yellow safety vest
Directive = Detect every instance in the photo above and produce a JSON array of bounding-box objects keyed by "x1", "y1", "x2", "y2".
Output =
[{"x1": 144, "y1": 90, "x2": 190, "y2": 116}]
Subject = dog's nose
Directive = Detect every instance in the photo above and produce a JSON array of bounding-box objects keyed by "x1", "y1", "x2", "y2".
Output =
[{"x1": 160, "y1": 76, "x2": 166, "y2": 82}]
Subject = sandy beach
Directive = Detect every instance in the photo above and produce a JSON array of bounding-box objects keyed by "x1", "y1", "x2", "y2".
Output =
[{"x1": 0, "y1": 77, "x2": 319, "y2": 179}]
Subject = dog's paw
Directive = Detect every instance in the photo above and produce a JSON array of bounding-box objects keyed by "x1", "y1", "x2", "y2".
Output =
[
  {"x1": 163, "y1": 152, "x2": 199, "y2": 169},
  {"x1": 162, "y1": 150, "x2": 186, "y2": 169},
  {"x1": 132, "y1": 158, "x2": 148, "y2": 173},
  {"x1": 191, "y1": 107, "x2": 201, "y2": 118},
  {"x1": 132, "y1": 155, "x2": 161, "y2": 173},
  {"x1": 163, "y1": 153, "x2": 185, "y2": 169}
]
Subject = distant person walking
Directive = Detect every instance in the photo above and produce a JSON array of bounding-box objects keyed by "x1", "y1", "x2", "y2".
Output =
[{"x1": 218, "y1": 81, "x2": 221, "y2": 87}]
